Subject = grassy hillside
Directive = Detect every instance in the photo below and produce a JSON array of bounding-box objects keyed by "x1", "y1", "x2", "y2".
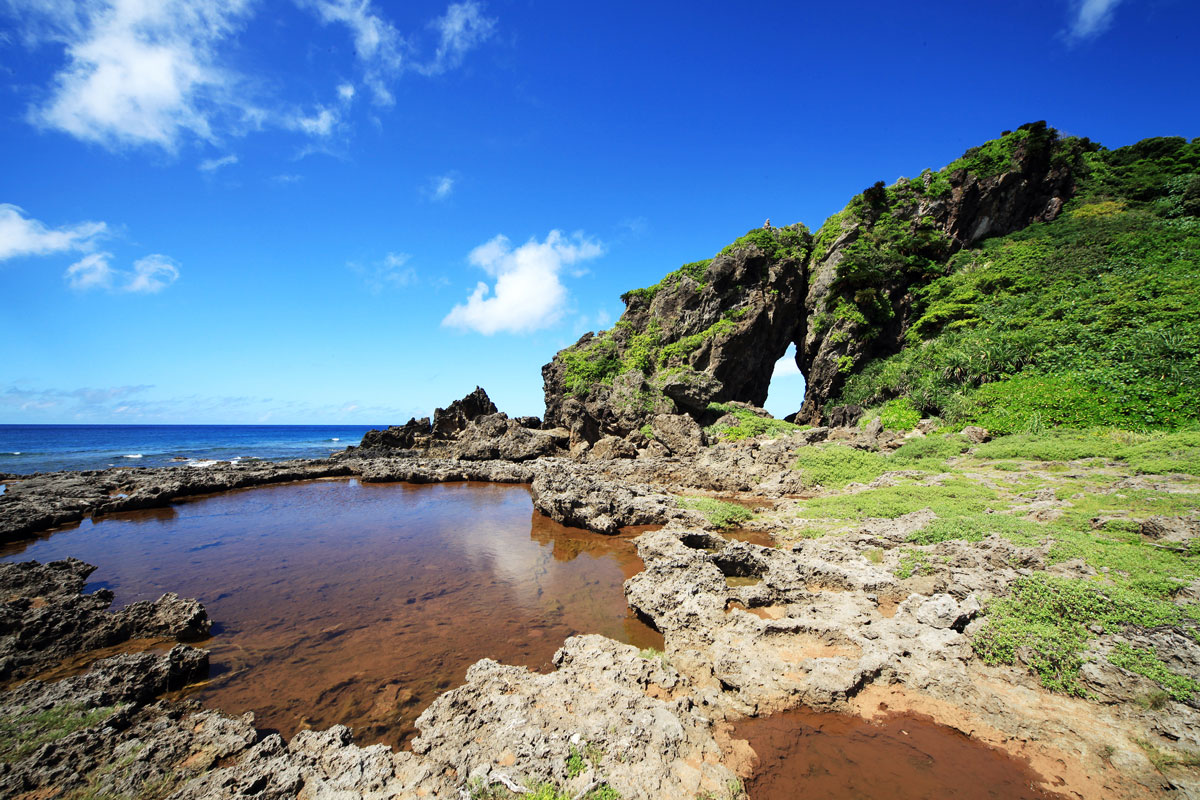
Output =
[{"x1": 839, "y1": 134, "x2": 1200, "y2": 433}]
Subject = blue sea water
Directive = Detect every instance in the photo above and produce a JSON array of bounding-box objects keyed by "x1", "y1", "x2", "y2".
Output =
[{"x1": 0, "y1": 424, "x2": 380, "y2": 474}]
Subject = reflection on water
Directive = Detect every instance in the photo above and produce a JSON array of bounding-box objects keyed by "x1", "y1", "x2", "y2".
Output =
[
  {"x1": 733, "y1": 707, "x2": 1062, "y2": 800},
  {"x1": 0, "y1": 480, "x2": 661, "y2": 748}
]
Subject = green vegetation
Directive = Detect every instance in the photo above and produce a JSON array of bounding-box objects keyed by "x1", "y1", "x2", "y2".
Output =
[
  {"x1": 678, "y1": 496, "x2": 754, "y2": 528},
  {"x1": 622, "y1": 259, "x2": 713, "y2": 305},
  {"x1": 896, "y1": 548, "x2": 936, "y2": 579},
  {"x1": 789, "y1": 433, "x2": 970, "y2": 489},
  {"x1": 973, "y1": 429, "x2": 1200, "y2": 475},
  {"x1": 973, "y1": 574, "x2": 1192, "y2": 695},
  {"x1": 879, "y1": 397, "x2": 920, "y2": 431},
  {"x1": 907, "y1": 512, "x2": 1046, "y2": 546},
  {"x1": 835, "y1": 130, "x2": 1200, "y2": 433},
  {"x1": 1108, "y1": 643, "x2": 1200, "y2": 702},
  {"x1": 704, "y1": 402, "x2": 805, "y2": 442},
  {"x1": 0, "y1": 703, "x2": 117, "y2": 763}
]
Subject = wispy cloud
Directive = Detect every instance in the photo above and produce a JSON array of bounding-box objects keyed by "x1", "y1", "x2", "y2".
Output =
[
  {"x1": 349, "y1": 251, "x2": 417, "y2": 293},
  {"x1": 420, "y1": 1, "x2": 496, "y2": 76},
  {"x1": 1065, "y1": 0, "x2": 1123, "y2": 42},
  {"x1": 198, "y1": 153, "x2": 238, "y2": 172},
  {"x1": 443, "y1": 230, "x2": 604, "y2": 335},
  {"x1": 303, "y1": 0, "x2": 406, "y2": 105},
  {"x1": 66, "y1": 252, "x2": 181, "y2": 293},
  {"x1": 0, "y1": 203, "x2": 107, "y2": 260}
]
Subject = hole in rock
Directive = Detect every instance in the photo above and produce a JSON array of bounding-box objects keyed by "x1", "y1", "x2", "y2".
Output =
[
  {"x1": 734, "y1": 707, "x2": 1065, "y2": 800},
  {"x1": 763, "y1": 342, "x2": 807, "y2": 420},
  {"x1": 713, "y1": 552, "x2": 766, "y2": 580},
  {"x1": 681, "y1": 532, "x2": 723, "y2": 551},
  {"x1": 0, "y1": 479, "x2": 662, "y2": 749}
]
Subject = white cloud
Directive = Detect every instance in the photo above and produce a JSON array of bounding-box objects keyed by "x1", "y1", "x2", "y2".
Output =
[
  {"x1": 442, "y1": 230, "x2": 604, "y2": 335},
  {"x1": 66, "y1": 251, "x2": 180, "y2": 293},
  {"x1": 198, "y1": 153, "x2": 237, "y2": 171},
  {"x1": 20, "y1": 0, "x2": 255, "y2": 150},
  {"x1": 8, "y1": 0, "x2": 497, "y2": 150},
  {"x1": 420, "y1": 1, "x2": 496, "y2": 75},
  {"x1": 271, "y1": 173, "x2": 303, "y2": 184},
  {"x1": 0, "y1": 203, "x2": 107, "y2": 260},
  {"x1": 1066, "y1": 0, "x2": 1123, "y2": 41}
]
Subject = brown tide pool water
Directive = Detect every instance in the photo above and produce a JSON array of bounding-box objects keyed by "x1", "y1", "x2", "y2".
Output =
[
  {"x1": 733, "y1": 707, "x2": 1062, "y2": 800},
  {"x1": 0, "y1": 479, "x2": 661, "y2": 748}
]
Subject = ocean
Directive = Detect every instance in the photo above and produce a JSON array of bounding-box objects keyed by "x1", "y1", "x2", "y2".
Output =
[{"x1": 0, "y1": 424, "x2": 379, "y2": 474}]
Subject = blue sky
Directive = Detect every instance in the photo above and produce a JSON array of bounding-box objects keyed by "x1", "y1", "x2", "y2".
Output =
[{"x1": 2, "y1": 0, "x2": 1198, "y2": 425}]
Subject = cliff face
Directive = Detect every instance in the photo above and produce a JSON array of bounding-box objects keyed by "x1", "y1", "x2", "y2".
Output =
[{"x1": 542, "y1": 123, "x2": 1089, "y2": 442}]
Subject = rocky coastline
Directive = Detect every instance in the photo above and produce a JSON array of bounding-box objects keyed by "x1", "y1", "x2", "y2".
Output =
[{"x1": 2, "y1": 389, "x2": 1198, "y2": 799}]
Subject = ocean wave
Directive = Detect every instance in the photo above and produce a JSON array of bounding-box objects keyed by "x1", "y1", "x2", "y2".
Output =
[
  {"x1": 186, "y1": 459, "x2": 220, "y2": 468},
  {"x1": 331, "y1": 438, "x2": 340, "y2": 441},
  {"x1": 124, "y1": 453, "x2": 143, "y2": 459}
]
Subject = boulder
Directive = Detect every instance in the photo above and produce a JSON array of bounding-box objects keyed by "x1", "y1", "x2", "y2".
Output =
[
  {"x1": 961, "y1": 425, "x2": 991, "y2": 444},
  {"x1": 650, "y1": 414, "x2": 704, "y2": 456}
]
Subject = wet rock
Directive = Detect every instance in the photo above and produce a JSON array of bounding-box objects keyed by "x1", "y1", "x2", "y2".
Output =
[
  {"x1": 0, "y1": 558, "x2": 211, "y2": 680},
  {"x1": 529, "y1": 461, "x2": 698, "y2": 534},
  {"x1": 0, "y1": 460, "x2": 355, "y2": 544}
]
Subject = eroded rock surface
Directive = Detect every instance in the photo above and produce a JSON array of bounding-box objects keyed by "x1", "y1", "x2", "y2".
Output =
[{"x1": 0, "y1": 558, "x2": 209, "y2": 681}]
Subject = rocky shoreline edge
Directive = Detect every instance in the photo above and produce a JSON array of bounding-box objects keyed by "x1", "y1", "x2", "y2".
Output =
[{"x1": 2, "y1": 404, "x2": 1198, "y2": 799}]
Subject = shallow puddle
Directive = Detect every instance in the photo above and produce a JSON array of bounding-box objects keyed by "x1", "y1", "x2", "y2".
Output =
[
  {"x1": 733, "y1": 707, "x2": 1062, "y2": 799},
  {"x1": 1, "y1": 480, "x2": 661, "y2": 748}
]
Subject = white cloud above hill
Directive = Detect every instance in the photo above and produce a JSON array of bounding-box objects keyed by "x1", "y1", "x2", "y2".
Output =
[{"x1": 443, "y1": 230, "x2": 604, "y2": 335}]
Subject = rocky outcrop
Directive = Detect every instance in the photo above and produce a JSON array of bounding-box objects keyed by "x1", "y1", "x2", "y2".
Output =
[
  {"x1": 351, "y1": 387, "x2": 569, "y2": 462},
  {"x1": 542, "y1": 124, "x2": 1087, "y2": 438},
  {"x1": 432, "y1": 385, "x2": 498, "y2": 438},
  {"x1": 0, "y1": 558, "x2": 210, "y2": 680}
]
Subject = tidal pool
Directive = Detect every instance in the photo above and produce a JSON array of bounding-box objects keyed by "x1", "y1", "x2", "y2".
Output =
[
  {"x1": 733, "y1": 707, "x2": 1063, "y2": 800},
  {"x1": 1, "y1": 479, "x2": 661, "y2": 748}
]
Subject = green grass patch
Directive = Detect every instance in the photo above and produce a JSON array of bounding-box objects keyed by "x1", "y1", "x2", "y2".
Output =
[
  {"x1": 908, "y1": 512, "x2": 1047, "y2": 546},
  {"x1": 972, "y1": 573, "x2": 1190, "y2": 695},
  {"x1": 705, "y1": 403, "x2": 806, "y2": 442},
  {"x1": 1108, "y1": 642, "x2": 1200, "y2": 702},
  {"x1": 678, "y1": 496, "x2": 754, "y2": 528},
  {"x1": 974, "y1": 429, "x2": 1200, "y2": 475},
  {"x1": 0, "y1": 703, "x2": 117, "y2": 763},
  {"x1": 795, "y1": 477, "x2": 999, "y2": 522},
  {"x1": 896, "y1": 548, "x2": 937, "y2": 579},
  {"x1": 880, "y1": 397, "x2": 921, "y2": 431},
  {"x1": 791, "y1": 445, "x2": 890, "y2": 488}
]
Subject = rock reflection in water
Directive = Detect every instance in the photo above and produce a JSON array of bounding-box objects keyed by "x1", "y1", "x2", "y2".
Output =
[
  {"x1": 0, "y1": 480, "x2": 661, "y2": 748},
  {"x1": 733, "y1": 707, "x2": 1063, "y2": 800}
]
